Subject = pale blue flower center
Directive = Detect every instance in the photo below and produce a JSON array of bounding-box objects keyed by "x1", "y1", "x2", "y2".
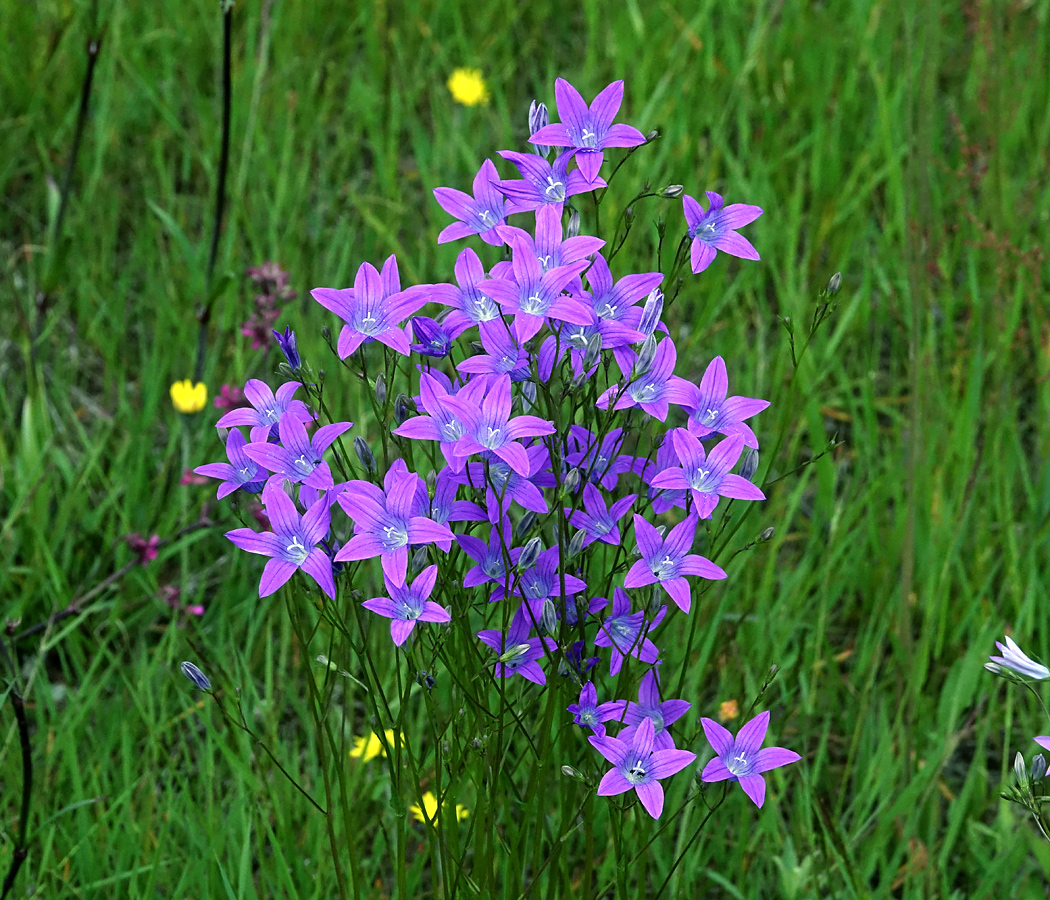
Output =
[
  {"x1": 357, "y1": 313, "x2": 379, "y2": 334},
  {"x1": 597, "y1": 302, "x2": 618, "y2": 319},
  {"x1": 478, "y1": 209, "x2": 496, "y2": 227},
  {"x1": 690, "y1": 468, "x2": 714, "y2": 492},
  {"x1": 569, "y1": 328, "x2": 589, "y2": 349},
  {"x1": 631, "y1": 383, "x2": 659, "y2": 402},
  {"x1": 472, "y1": 296, "x2": 499, "y2": 322},
  {"x1": 580, "y1": 128, "x2": 598, "y2": 149},
  {"x1": 285, "y1": 536, "x2": 308, "y2": 564},
  {"x1": 263, "y1": 407, "x2": 279, "y2": 422},
  {"x1": 239, "y1": 466, "x2": 254, "y2": 479},
  {"x1": 442, "y1": 421, "x2": 462, "y2": 441},
  {"x1": 579, "y1": 708, "x2": 597, "y2": 725},
  {"x1": 651, "y1": 555, "x2": 676, "y2": 579},
  {"x1": 544, "y1": 176, "x2": 565, "y2": 201},
  {"x1": 702, "y1": 408, "x2": 719, "y2": 424},
  {"x1": 537, "y1": 254, "x2": 553, "y2": 272},
  {"x1": 398, "y1": 600, "x2": 423, "y2": 621},
  {"x1": 624, "y1": 758, "x2": 648, "y2": 784},
  {"x1": 521, "y1": 292, "x2": 545, "y2": 314},
  {"x1": 611, "y1": 619, "x2": 633, "y2": 639},
  {"x1": 382, "y1": 524, "x2": 409, "y2": 549},
  {"x1": 726, "y1": 751, "x2": 752, "y2": 777},
  {"x1": 483, "y1": 426, "x2": 503, "y2": 449},
  {"x1": 294, "y1": 453, "x2": 315, "y2": 474}
]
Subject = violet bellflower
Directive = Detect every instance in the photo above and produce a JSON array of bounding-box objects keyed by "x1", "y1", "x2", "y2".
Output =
[
  {"x1": 272, "y1": 327, "x2": 302, "y2": 370},
  {"x1": 685, "y1": 356, "x2": 770, "y2": 449},
  {"x1": 617, "y1": 670, "x2": 691, "y2": 751},
  {"x1": 567, "y1": 682, "x2": 627, "y2": 738},
  {"x1": 392, "y1": 372, "x2": 489, "y2": 472},
  {"x1": 496, "y1": 149, "x2": 605, "y2": 215},
  {"x1": 683, "y1": 191, "x2": 763, "y2": 274},
  {"x1": 457, "y1": 319, "x2": 531, "y2": 381},
  {"x1": 409, "y1": 316, "x2": 453, "y2": 358},
  {"x1": 414, "y1": 248, "x2": 501, "y2": 340},
  {"x1": 433, "y1": 158, "x2": 509, "y2": 246},
  {"x1": 649, "y1": 429, "x2": 766, "y2": 518},
  {"x1": 624, "y1": 514, "x2": 726, "y2": 613},
  {"x1": 498, "y1": 204, "x2": 604, "y2": 274},
  {"x1": 596, "y1": 339, "x2": 701, "y2": 422},
  {"x1": 477, "y1": 606, "x2": 556, "y2": 686},
  {"x1": 335, "y1": 462, "x2": 454, "y2": 585},
  {"x1": 362, "y1": 565, "x2": 451, "y2": 646},
  {"x1": 594, "y1": 587, "x2": 665, "y2": 676},
  {"x1": 589, "y1": 717, "x2": 696, "y2": 819},
  {"x1": 243, "y1": 415, "x2": 352, "y2": 491},
  {"x1": 529, "y1": 78, "x2": 647, "y2": 182},
  {"x1": 565, "y1": 483, "x2": 636, "y2": 547},
  {"x1": 489, "y1": 546, "x2": 586, "y2": 604},
  {"x1": 700, "y1": 711, "x2": 801, "y2": 808},
  {"x1": 457, "y1": 517, "x2": 520, "y2": 588},
  {"x1": 989, "y1": 636, "x2": 1050, "y2": 680},
  {"x1": 215, "y1": 379, "x2": 314, "y2": 442},
  {"x1": 194, "y1": 427, "x2": 265, "y2": 499},
  {"x1": 584, "y1": 252, "x2": 662, "y2": 350},
  {"x1": 225, "y1": 480, "x2": 336, "y2": 598},
  {"x1": 311, "y1": 256, "x2": 429, "y2": 358},
  {"x1": 454, "y1": 444, "x2": 554, "y2": 521},
  {"x1": 566, "y1": 426, "x2": 635, "y2": 491}
]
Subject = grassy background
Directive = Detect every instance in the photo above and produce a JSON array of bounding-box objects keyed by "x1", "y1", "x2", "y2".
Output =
[{"x1": 3, "y1": 0, "x2": 1050, "y2": 896}]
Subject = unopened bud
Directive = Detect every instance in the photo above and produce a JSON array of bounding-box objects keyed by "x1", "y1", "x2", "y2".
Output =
[
  {"x1": 759, "y1": 526, "x2": 775, "y2": 543},
  {"x1": 583, "y1": 332, "x2": 602, "y2": 372},
  {"x1": 521, "y1": 380, "x2": 538, "y2": 413},
  {"x1": 321, "y1": 324, "x2": 332, "y2": 342},
  {"x1": 529, "y1": 100, "x2": 551, "y2": 158},
  {"x1": 827, "y1": 272, "x2": 842, "y2": 296},
  {"x1": 646, "y1": 587, "x2": 663, "y2": 619},
  {"x1": 639, "y1": 289, "x2": 663, "y2": 337},
  {"x1": 471, "y1": 341, "x2": 485, "y2": 355},
  {"x1": 375, "y1": 372, "x2": 387, "y2": 405},
  {"x1": 518, "y1": 537, "x2": 543, "y2": 571},
  {"x1": 1033, "y1": 754, "x2": 1047, "y2": 781},
  {"x1": 656, "y1": 219, "x2": 666, "y2": 239},
  {"x1": 563, "y1": 468, "x2": 581, "y2": 494},
  {"x1": 633, "y1": 335, "x2": 658, "y2": 377},
  {"x1": 567, "y1": 528, "x2": 587, "y2": 560},
  {"x1": 561, "y1": 765, "x2": 583, "y2": 779},
  {"x1": 180, "y1": 661, "x2": 211, "y2": 691},
  {"x1": 984, "y1": 662, "x2": 1004, "y2": 675},
  {"x1": 540, "y1": 598, "x2": 558, "y2": 635},
  {"x1": 411, "y1": 545, "x2": 429, "y2": 574},
  {"x1": 1015, "y1": 752, "x2": 1029, "y2": 785},
  {"x1": 354, "y1": 436, "x2": 377, "y2": 474},
  {"x1": 518, "y1": 511, "x2": 538, "y2": 537},
  {"x1": 768, "y1": 664, "x2": 780, "y2": 679},
  {"x1": 624, "y1": 207, "x2": 635, "y2": 226},
  {"x1": 415, "y1": 670, "x2": 437, "y2": 690},
  {"x1": 659, "y1": 184, "x2": 683, "y2": 199},
  {"x1": 394, "y1": 393, "x2": 411, "y2": 425},
  {"x1": 646, "y1": 129, "x2": 659, "y2": 142},
  {"x1": 567, "y1": 206, "x2": 581, "y2": 239},
  {"x1": 499, "y1": 643, "x2": 533, "y2": 665},
  {"x1": 740, "y1": 448, "x2": 759, "y2": 481}
]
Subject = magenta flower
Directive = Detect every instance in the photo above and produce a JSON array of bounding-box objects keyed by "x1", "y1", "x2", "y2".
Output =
[
  {"x1": 589, "y1": 717, "x2": 696, "y2": 819},
  {"x1": 215, "y1": 379, "x2": 314, "y2": 442},
  {"x1": 596, "y1": 339, "x2": 701, "y2": 422},
  {"x1": 243, "y1": 416, "x2": 352, "y2": 491},
  {"x1": 194, "y1": 427, "x2": 265, "y2": 499},
  {"x1": 529, "y1": 79, "x2": 647, "y2": 182},
  {"x1": 685, "y1": 356, "x2": 770, "y2": 449},
  {"x1": 311, "y1": 256, "x2": 428, "y2": 357},
  {"x1": 649, "y1": 430, "x2": 765, "y2": 518},
  {"x1": 225, "y1": 481, "x2": 335, "y2": 599},
  {"x1": 567, "y1": 682, "x2": 627, "y2": 738},
  {"x1": 683, "y1": 192, "x2": 763, "y2": 274},
  {"x1": 433, "y1": 158, "x2": 509, "y2": 246},
  {"x1": 334, "y1": 463, "x2": 454, "y2": 585},
  {"x1": 565, "y1": 483, "x2": 636, "y2": 547},
  {"x1": 594, "y1": 587, "x2": 665, "y2": 676},
  {"x1": 477, "y1": 606, "x2": 556, "y2": 686},
  {"x1": 496, "y1": 150, "x2": 605, "y2": 214},
  {"x1": 617, "y1": 670, "x2": 691, "y2": 751},
  {"x1": 624, "y1": 514, "x2": 726, "y2": 613},
  {"x1": 362, "y1": 565, "x2": 451, "y2": 646},
  {"x1": 700, "y1": 711, "x2": 801, "y2": 808}
]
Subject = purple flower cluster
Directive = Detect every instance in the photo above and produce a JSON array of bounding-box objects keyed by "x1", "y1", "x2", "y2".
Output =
[{"x1": 195, "y1": 76, "x2": 796, "y2": 822}]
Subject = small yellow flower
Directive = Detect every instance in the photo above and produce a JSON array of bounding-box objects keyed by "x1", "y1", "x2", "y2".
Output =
[
  {"x1": 718, "y1": 699, "x2": 740, "y2": 722},
  {"x1": 350, "y1": 729, "x2": 397, "y2": 762},
  {"x1": 447, "y1": 68, "x2": 489, "y2": 107},
  {"x1": 410, "y1": 790, "x2": 469, "y2": 825},
  {"x1": 170, "y1": 380, "x2": 208, "y2": 414}
]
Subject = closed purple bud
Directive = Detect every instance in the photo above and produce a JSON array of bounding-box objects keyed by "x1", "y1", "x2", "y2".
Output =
[
  {"x1": 518, "y1": 536, "x2": 543, "y2": 571},
  {"x1": 411, "y1": 545, "x2": 429, "y2": 574},
  {"x1": 740, "y1": 447, "x2": 759, "y2": 481},
  {"x1": 529, "y1": 100, "x2": 551, "y2": 158},
  {"x1": 567, "y1": 207, "x2": 581, "y2": 239},
  {"x1": 567, "y1": 528, "x2": 587, "y2": 560},
  {"x1": 180, "y1": 661, "x2": 211, "y2": 691},
  {"x1": 410, "y1": 316, "x2": 452, "y2": 358},
  {"x1": 272, "y1": 327, "x2": 302, "y2": 370},
  {"x1": 659, "y1": 184, "x2": 684, "y2": 199},
  {"x1": 518, "y1": 510, "x2": 538, "y2": 536},
  {"x1": 521, "y1": 380, "x2": 538, "y2": 414},
  {"x1": 582, "y1": 332, "x2": 602, "y2": 372},
  {"x1": 633, "y1": 335, "x2": 658, "y2": 377},
  {"x1": 827, "y1": 272, "x2": 842, "y2": 296},
  {"x1": 646, "y1": 586, "x2": 663, "y2": 619},
  {"x1": 540, "y1": 598, "x2": 558, "y2": 636},
  {"x1": 394, "y1": 393, "x2": 411, "y2": 425},
  {"x1": 374, "y1": 372, "x2": 387, "y2": 404},
  {"x1": 639, "y1": 289, "x2": 663, "y2": 337},
  {"x1": 562, "y1": 467, "x2": 580, "y2": 494},
  {"x1": 1033, "y1": 754, "x2": 1047, "y2": 781},
  {"x1": 354, "y1": 435, "x2": 377, "y2": 473}
]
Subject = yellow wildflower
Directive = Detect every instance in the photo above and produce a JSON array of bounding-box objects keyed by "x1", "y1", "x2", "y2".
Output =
[
  {"x1": 170, "y1": 380, "x2": 208, "y2": 414},
  {"x1": 410, "y1": 790, "x2": 469, "y2": 824},
  {"x1": 350, "y1": 729, "x2": 397, "y2": 762},
  {"x1": 447, "y1": 68, "x2": 489, "y2": 107},
  {"x1": 718, "y1": 699, "x2": 740, "y2": 722}
]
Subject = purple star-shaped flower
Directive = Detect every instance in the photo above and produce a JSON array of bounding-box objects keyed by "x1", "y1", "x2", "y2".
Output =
[
  {"x1": 477, "y1": 606, "x2": 556, "y2": 685},
  {"x1": 409, "y1": 316, "x2": 453, "y2": 358},
  {"x1": 244, "y1": 416, "x2": 352, "y2": 491},
  {"x1": 424, "y1": 466, "x2": 486, "y2": 549},
  {"x1": 362, "y1": 565, "x2": 451, "y2": 646},
  {"x1": 567, "y1": 682, "x2": 627, "y2": 738},
  {"x1": 565, "y1": 483, "x2": 636, "y2": 547},
  {"x1": 700, "y1": 711, "x2": 801, "y2": 808},
  {"x1": 529, "y1": 79, "x2": 647, "y2": 182},
  {"x1": 490, "y1": 546, "x2": 586, "y2": 604},
  {"x1": 498, "y1": 205, "x2": 604, "y2": 274},
  {"x1": 478, "y1": 240, "x2": 592, "y2": 343},
  {"x1": 617, "y1": 670, "x2": 691, "y2": 751},
  {"x1": 457, "y1": 517, "x2": 520, "y2": 588},
  {"x1": 624, "y1": 514, "x2": 726, "y2": 613},
  {"x1": 433, "y1": 158, "x2": 509, "y2": 246},
  {"x1": 215, "y1": 379, "x2": 314, "y2": 442},
  {"x1": 311, "y1": 256, "x2": 428, "y2": 357},
  {"x1": 596, "y1": 339, "x2": 701, "y2": 422},
  {"x1": 685, "y1": 356, "x2": 770, "y2": 449},
  {"x1": 393, "y1": 372, "x2": 488, "y2": 472},
  {"x1": 334, "y1": 463, "x2": 454, "y2": 585},
  {"x1": 496, "y1": 150, "x2": 605, "y2": 214},
  {"x1": 649, "y1": 430, "x2": 765, "y2": 518},
  {"x1": 455, "y1": 444, "x2": 554, "y2": 521},
  {"x1": 683, "y1": 192, "x2": 763, "y2": 274},
  {"x1": 588, "y1": 717, "x2": 696, "y2": 819},
  {"x1": 583, "y1": 253, "x2": 660, "y2": 349},
  {"x1": 594, "y1": 587, "x2": 665, "y2": 676},
  {"x1": 457, "y1": 319, "x2": 531, "y2": 381},
  {"x1": 194, "y1": 428, "x2": 265, "y2": 499},
  {"x1": 225, "y1": 481, "x2": 335, "y2": 598},
  {"x1": 446, "y1": 374, "x2": 555, "y2": 477},
  {"x1": 566, "y1": 426, "x2": 636, "y2": 491}
]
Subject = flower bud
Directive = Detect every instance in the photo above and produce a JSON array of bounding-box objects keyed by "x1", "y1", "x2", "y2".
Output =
[
  {"x1": 411, "y1": 545, "x2": 429, "y2": 574},
  {"x1": 540, "y1": 598, "x2": 558, "y2": 636},
  {"x1": 563, "y1": 467, "x2": 581, "y2": 494},
  {"x1": 827, "y1": 272, "x2": 842, "y2": 296},
  {"x1": 529, "y1": 100, "x2": 551, "y2": 158},
  {"x1": 633, "y1": 335, "x2": 658, "y2": 377},
  {"x1": 639, "y1": 289, "x2": 663, "y2": 337},
  {"x1": 624, "y1": 207, "x2": 635, "y2": 226},
  {"x1": 394, "y1": 393, "x2": 411, "y2": 425},
  {"x1": 759, "y1": 526, "x2": 775, "y2": 543},
  {"x1": 582, "y1": 332, "x2": 602, "y2": 372},
  {"x1": 521, "y1": 380, "x2": 538, "y2": 414},
  {"x1": 645, "y1": 587, "x2": 664, "y2": 619},
  {"x1": 272, "y1": 327, "x2": 302, "y2": 370},
  {"x1": 567, "y1": 528, "x2": 587, "y2": 560},
  {"x1": 659, "y1": 184, "x2": 684, "y2": 199},
  {"x1": 321, "y1": 324, "x2": 331, "y2": 342},
  {"x1": 567, "y1": 206, "x2": 581, "y2": 239},
  {"x1": 518, "y1": 536, "x2": 543, "y2": 571},
  {"x1": 374, "y1": 372, "x2": 387, "y2": 405},
  {"x1": 180, "y1": 661, "x2": 211, "y2": 692},
  {"x1": 656, "y1": 219, "x2": 666, "y2": 239},
  {"x1": 416, "y1": 670, "x2": 437, "y2": 690},
  {"x1": 740, "y1": 447, "x2": 759, "y2": 481},
  {"x1": 1032, "y1": 754, "x2": 1047, "y2": 781},
  {"x1": 517, "y1": 511, "x2": 538, "y2": 537},
  {"x1": 1015, "y1": 752, "x2": 1029, "y2": 786},
  {"x1": 561, "y1": 765, "x2": 583, "y2": 780},
  {"x1": 646, "y1": 129, "x2": 660, "y2": 142},
  {"x1": 354, "y1": 436, "x2": 377, "y2": 474}
]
